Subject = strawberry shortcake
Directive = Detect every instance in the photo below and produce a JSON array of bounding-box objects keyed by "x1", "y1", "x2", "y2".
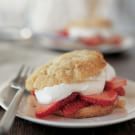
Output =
[{"x1": 25, "y1": 50, "x2": 127, "y2": 118}]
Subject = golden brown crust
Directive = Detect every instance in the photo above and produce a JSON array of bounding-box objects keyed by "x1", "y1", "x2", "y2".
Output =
[
  {"x1": 56, "y1": 104, "x2": 115, "y2": 118},
  {"x1": 56, "y1": 99, "x2": 125, "y2": 118},
  {"x1": 74, "y1": 105, "x2": 114, "y2": 118},
  {"x1": 116, "y1": 98, "x2": 125, "y2": 108},
  {"x1": 25, "y1": 50, "x2": 106, "y2": 91},
  {"x1": 67, "y1": 18, "x2": 112, "y2": 29}
]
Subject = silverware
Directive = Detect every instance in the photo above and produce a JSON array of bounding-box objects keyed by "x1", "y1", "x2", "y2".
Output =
[{"x1": 0, "y1": 65, "x2": 32, "y2": 134}]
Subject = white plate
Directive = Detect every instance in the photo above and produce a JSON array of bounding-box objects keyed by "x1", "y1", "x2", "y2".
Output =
[
  {"x1": 0, "y1": 80, "x2": 135, "y2": 128},
  {"x1": 37, "y1": 33, "x2": 134, "y2": 54}
]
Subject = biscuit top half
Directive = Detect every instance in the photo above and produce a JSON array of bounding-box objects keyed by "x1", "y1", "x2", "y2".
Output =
[
  {"x1": 25, "y1": 50, "x2": 106, "y2": 91},
  {"x1": 67, "y1": 18, "x2": 112, "y2": 29}
]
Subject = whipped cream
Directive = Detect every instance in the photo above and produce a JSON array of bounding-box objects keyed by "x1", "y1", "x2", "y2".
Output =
[
  {"x1": 35, "y1": 64, "x2": 116, "y2": 104},
  {"x1": 68, "y1": 27, "x2": 112, "y2": 39}
]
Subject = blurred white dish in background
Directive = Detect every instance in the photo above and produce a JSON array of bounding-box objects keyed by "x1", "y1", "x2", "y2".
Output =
[
  {"x1": 37, "y1": 33, "x2": 134, "y2": 54},
  {"x1": 68, "y1": 27, "x2": 112, "y2": 39}
]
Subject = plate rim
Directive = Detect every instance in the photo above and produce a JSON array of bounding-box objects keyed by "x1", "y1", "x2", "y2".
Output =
[
  {"x1": 15, "y1": 111, "x2": 135, "y2": 128},
  {"x1": 39, "y1": 36, "x2": 134, "y2": 54},
  {"x1": 0, "y1": 79, "x2": 135, "y2": 128}
]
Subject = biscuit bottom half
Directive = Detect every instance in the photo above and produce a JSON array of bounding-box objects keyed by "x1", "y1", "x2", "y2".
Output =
[
  {"x1": 55, "y1": 99, "x2": 125, "y2": 118},
  {"x1": 26, "y1": 95, "x2": 125, "y2": 119}
]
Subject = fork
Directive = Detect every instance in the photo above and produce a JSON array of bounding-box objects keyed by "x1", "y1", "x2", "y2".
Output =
[{"x1": 0, "y1": 65, "x2": 32, "y2": 134}]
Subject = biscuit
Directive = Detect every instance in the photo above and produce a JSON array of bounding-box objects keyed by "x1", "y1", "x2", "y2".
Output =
[
  {"x1": 73, "y1": 105, "x2": 114, "y2": 118},
  {"x1": 56, "y1": 104, "x2": 115, "y2": 118},
  {"x1": 67, "y1": 18, "x2": 112, "y2": 29},
  {"x1": 56, "y1": 99, "x2": 125, "y2": 118},
  {"x1": 26, "y1": 50, "x2": 106, "y2": 91}
]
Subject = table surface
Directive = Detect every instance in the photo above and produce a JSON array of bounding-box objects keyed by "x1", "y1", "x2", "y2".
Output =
[{"x1": 0, "y1": 43, "x2": 135, "y2": 135}]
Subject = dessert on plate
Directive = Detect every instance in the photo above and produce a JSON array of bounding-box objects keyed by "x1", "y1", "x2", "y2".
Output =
[
  {"x1": 25, "y1": 50, "x2": 127, "y2": 118},
  {"x1": 57, "y1": 18, "x2": 122, "y2": 47}
]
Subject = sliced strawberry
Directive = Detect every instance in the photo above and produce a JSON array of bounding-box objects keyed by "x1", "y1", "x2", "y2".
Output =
[
  {"x1": 59, "y1": 92, "x2": 80, "y2": 107},
  {"x1": 31, "y1": 89, "x2": 35, "y2": 96},
  {"x1": 36, "y1": 92, "x2": 79, "y2": 118},
  {"x1": 105, "y1": 77, "x2": 127, "y2": 90},
  {"x1": 57, "y1": 29, "x2": 69, "y2": 37},
  {"x1": 81, "y1": 90, "x2": 118, "y2": 106},
  {"x1": 36, "y1": 102, "x2": 60, "y2": 118},
  {"x1": 107, "y1": 35, "x2": 122, "y2": 45},
  {"x1": 80, "y1": 36, "x2": 104, "y2": 46},
  {"x1": 61, "y1": 100, "x2": 88, "y2": 117},
  {"x1": 114, "y1": 87, "x2": 125, "y2": 96}
]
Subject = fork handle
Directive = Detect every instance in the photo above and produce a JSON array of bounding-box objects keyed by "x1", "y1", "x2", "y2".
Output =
[{"x1": 0, "y1": 88, "x2": 24, "y2": 134}]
